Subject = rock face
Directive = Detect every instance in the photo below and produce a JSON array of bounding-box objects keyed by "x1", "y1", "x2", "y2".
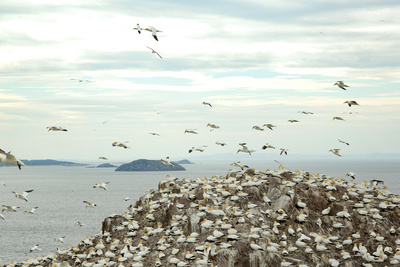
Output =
[
  {"x1": 7, "y1": 166, "x2": 400, "y2": 267},
  {"x1": 115, "y1": 159, "x2": 186, "y2": 171}
]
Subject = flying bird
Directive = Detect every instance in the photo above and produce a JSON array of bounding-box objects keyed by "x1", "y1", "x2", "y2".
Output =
[
  {"x1": 184, "y1": 129, "x2": 198, "y2": 134},
  {"x1": 298, "y1": 111, "x2": 314, "y2": 115},
  {"x1": 25, "y1": 206, "x2": 39, "y2": 214},
  {"x1": 98, "y1": 157, "x2": 108, "y2": 160},
  {"x1": 70, "y1": 79, "x2": 92, "y2": 82},
  {"x1": 288, "y1": 120, "x2": 299, "y2": 123},
  {"x1": 145, "y1": 26, "x2": 162, "y2": 41},
  {"x1": 112, "y1": 141, "x2": 130, "y2": 149},
  {"x1": 161, "y1": 157, "x2": 174, "y2": 167},
  {"x1": 83, "y1": 201, "x2": 97, "y2": 208},
  {"x1": 149, "y1": 132, "x2": 161, "y2": 136},
  {"x1": 2, "y1": 205, "x2": 20, "y2": 212},
  {"x1": 252, "y1": 126, "x2": 264, "y2": 131},
  {"x1": 329, "y1": 149, "x2": 342, "y2": 157},
  {"x1": 30, "y1": 244, "x2": 42, "y2": 252},
  {"x1": 189, "y1": 146, "x2": 207, "y2": 153},
  {"x1": 262, "y1": 143, "x2": 275, "y2": 150},
  {"x1": 216, "y1": 141, "x2": 227, "y2": 146},
  {"x1": 202, "y1": 102, "x2": 212, "y2": 107},
  {"x1": 280, "y1": 148, "x2": 288, "y2": 155},
  {"x1": 333, "y1": 81, "x2": 349, "y2": 90},
  {"x1": 207, "y1": 123, "x2": 220, "y2": 130},
  {"x1": 54, "y1": 236, "x2": 65, "y2": 243},
  {"x1": 237, "y1": 143, "x2": 255, "y2": 155},
  {"x1": 333, "y1": 117, "x2": 345, "y2": 121},
  {"x1": 12, "y1": 189, "x2": 34, "y2": 202},
  {"x1": 93, "y1": 182, "x2": 110, "y2": 190},
  {"x1": 263, "y1": 124, "x2": 276, "y2": 130},
  {"x1": 0, "y1": 149, "x2": 25, "y2": 170},
  {"x1": 133, "y1": 23, "x2": 142, "y2": 34},
  {"x1": 338, "y1": 139, "x2": 350, "y2": 146},
  {"x1": 346, "y1": 172, "x2": 356, "y2": 179},
  {"x1": 344, "y1": 100, "x2": 359, "y2": 107},
  {"x1": 146, "y1": 46, "x2": 162, "y2": 59},
  {"x1": 47, "y1": 126, "x2": 68, "y2": 132}
]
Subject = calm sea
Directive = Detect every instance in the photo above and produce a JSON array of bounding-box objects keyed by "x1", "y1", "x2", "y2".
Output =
[{"x1": 0, "y1": 158, "x2": 399, "y2": 264}]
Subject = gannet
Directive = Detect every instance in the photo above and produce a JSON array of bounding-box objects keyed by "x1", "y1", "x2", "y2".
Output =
[
  {"x1": 288, "y1": 120, "x2": 299, "y2": 123},
  {"x1": 184, "y1": 129, "x2": 198, "y2": 134},
  {"x1": 216, "y1": 141, "x2": 227, "y2": 146},
  {"x1": 230, "y1": 161, "x2": 249, "y2": 170},
  {"x1": 263, "y1": 123, "x2": 276, "y2": 130},
  {"x1": 298, "y1": 111, "x2": 314, "y2": 115},
  {"x1": 47, "y1": 126, "x2": 68, "y2": 131},
  {"x1": 112, "y1": 141, "x2": 130, "y2": 149},
  {"x1": 70, "y1": 78, "x2": 92, "y2": 82},
  {"x1": 333, "y1": 116, "x2": 345, "y2": 121},
  {"x1": 2, "y1": 205, "x2": 20, "y2": 212},
  {"x1": 280, "y1": 148, "x2": 288, "y2": 155},
  {"x1": 75, "y1": 221, "x2": 84, "y2": 227},
  {"x1": 149, "y1": 132, "x2": 161, "y2": 136},
  {"x1": 145, "y1": 26, "x2": 162, "y2": 41},
  {"x1": 344, "y1": 100, "x2": 359, "y2": 107},
  {"x1": 0, "y1": 214, "x2": 5, "y2": 220},
  {"x1": 12, "y1": 189, "x2": 34, "y2": 202},
  {"x1": 252, "y1": 126, "x2": 264, "y2": 131},
  {"x1": 329, "y1": 149, "x2": 342, "y2": 157},
  {"x1": 83, "y1": 201, "x2": 97, "y2": 208},
  {"x1": 93, "y1": 182, "x2": 110, "y2": 190},
  {"x1": 334, "y1": 81, "x2": 349, "y2": 90},
  {"x1": 237, "y1": 143, "x2": 255, "y2": 155},
  {"x1": 146, "y1": 46, "x2": 162, "y2": 59},
  {"x1": 202, "y1": 101, "x2": 212, "y2": 107},
  {"x1": 207, "y1": 123, "x2": 220, "y2": 130},
  {"x1": 98, "y1": 157, "x2": 108, "y2": 160},
  {"x1": 161, "y1": 157, "x2": 174, "y2": 166},
  {"x1": 133, "y1": 23, "x2": 142, "y2": 34},
  {"x1": 54, "y1": 236, "x2": 65, "y2": 243},
  {"x1": 338, "y1": 139, "x2": 350, "y2": 145},
  {"x1": 0, "y1": 149, "x2": 26, "y2": 170},
  {"x1": 25, "y1": 206, "x2": 38, "y2": 214},
  {"x1": 189, "y1": 146, "x2": 207, "y2": 153},
  {"x1": 346, "y1": 172, "x2": 356, "y2": 179},
  {"x1": 29, "y1": 244, "x2": 41, "y2": 252}
]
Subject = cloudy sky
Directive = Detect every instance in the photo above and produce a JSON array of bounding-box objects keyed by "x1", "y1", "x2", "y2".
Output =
[{"x1": 1, "y1": 0, "x2": 399, "y2": 162}]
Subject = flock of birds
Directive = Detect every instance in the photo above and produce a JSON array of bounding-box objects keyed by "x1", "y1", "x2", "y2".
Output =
[{"x1": 3, "y1": 164, "x2": 400, "y2": 267}]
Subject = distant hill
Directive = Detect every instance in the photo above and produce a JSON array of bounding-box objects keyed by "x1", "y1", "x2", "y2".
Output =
[
  {"x1": 96, "y1": 163, "x2": 117, "y2": 168},
  {"x1": 0, "y1": 159, "x2": 88, "y2": 167},
  {"x1": 115, "y1": 159, "x2": 186, "y2": 172},
  {"x1": 172, "y1": 159, "x2": 194, "y2": 164}
]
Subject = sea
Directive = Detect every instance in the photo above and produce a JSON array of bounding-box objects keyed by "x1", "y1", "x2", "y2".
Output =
[{"x1": 0, "y1": 158, "x2": 399, "y2": 264}]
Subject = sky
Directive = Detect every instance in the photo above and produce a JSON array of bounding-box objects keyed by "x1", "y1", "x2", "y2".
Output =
[{"x1": 0, "y1": 0, "x2": 399, "y2": 163}]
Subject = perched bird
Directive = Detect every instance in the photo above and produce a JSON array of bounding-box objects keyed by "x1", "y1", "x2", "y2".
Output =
[
  {"x1": 146, "y1": 46, "x2": 162, "y2": 59},
  {"x1": 47, "y1": 126, "x2": 68, "y2": 132},
  {"x1": 145, "y1": 26, "x2": 162, "y2": 41},
  {"x1": 12, "y1": 189, "x2": 34, "y2": 202},
  {"x1": 263, "y1": 123, "x2": 276, "y2": 130},
  {"x1": 333, "y1": 117, "x2": 345, "y2": 121},
  {"x1": 329, "y1": 149, "x2": 342, "y2": 157},
  {"x1": 338, "y1": 139, "x2": 350, "y2": 146},
  {"x1": 112, "y1": 141, "x2": 130, "y2": 149},
  {"x1": 0, "y1": 149, "x2": 26, "y2": 170},
  {"x1": 83, "y1": 201, "x2": 97, "y2": 208},
  {"x1": 334, "y1": 81, "x2": 349, "y2": 90},
  {"x1": 93, "y1": 182, "x2": 110, "y2": 190},
  {"x1": 133, "y1": 23, "x2": 142, "y2": 34},
  {"x1": 344, "y1": 100, "x2": 359, "y2": 107},
  {"x1": 202, "y1": 101, "x2": 212, "y2": 107}
]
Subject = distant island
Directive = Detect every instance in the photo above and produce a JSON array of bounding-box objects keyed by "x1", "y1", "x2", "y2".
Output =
[
  {"x1": 0, "y1": 159, "x2": 88, "y2": 167},
  {"x1": 96, "y1": 163, "x2": 117, "y2": 168},
  {"x1": 115, "y1": 159, "x2": 186, "y2": 172},
  {"x1": 172, "y1": 159, "x2": 194, "y2": 164}
]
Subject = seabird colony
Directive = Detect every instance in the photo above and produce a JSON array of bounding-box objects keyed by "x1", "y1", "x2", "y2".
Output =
[{"x1": 6, "y1": 166, "x2": 400, "y2": 267}]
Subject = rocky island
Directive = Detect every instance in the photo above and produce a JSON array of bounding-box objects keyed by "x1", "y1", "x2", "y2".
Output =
[
  {"x1": 0, "y1": 159, "x2": 87, "y2": 167},
  {"x1": 115, "y1": 159, "x2": 186, "y2": 172},
  {"x1": 5, "y1": 166, "x2": 400, "y2": 267}
]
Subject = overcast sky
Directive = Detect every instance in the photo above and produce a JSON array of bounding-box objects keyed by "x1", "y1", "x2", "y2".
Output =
[{"x1": 0, "y1": 0, "x2": 399, "y2": 162}]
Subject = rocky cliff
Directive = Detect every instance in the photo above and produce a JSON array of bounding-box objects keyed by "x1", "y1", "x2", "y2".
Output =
[{"x1": 6, "y1": 166, "x2": 400, "y2": 267}]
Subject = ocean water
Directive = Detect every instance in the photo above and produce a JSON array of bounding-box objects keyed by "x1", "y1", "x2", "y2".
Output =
[{"x1": 0, "y1": 158, "x2": 399, "y2": 264}]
